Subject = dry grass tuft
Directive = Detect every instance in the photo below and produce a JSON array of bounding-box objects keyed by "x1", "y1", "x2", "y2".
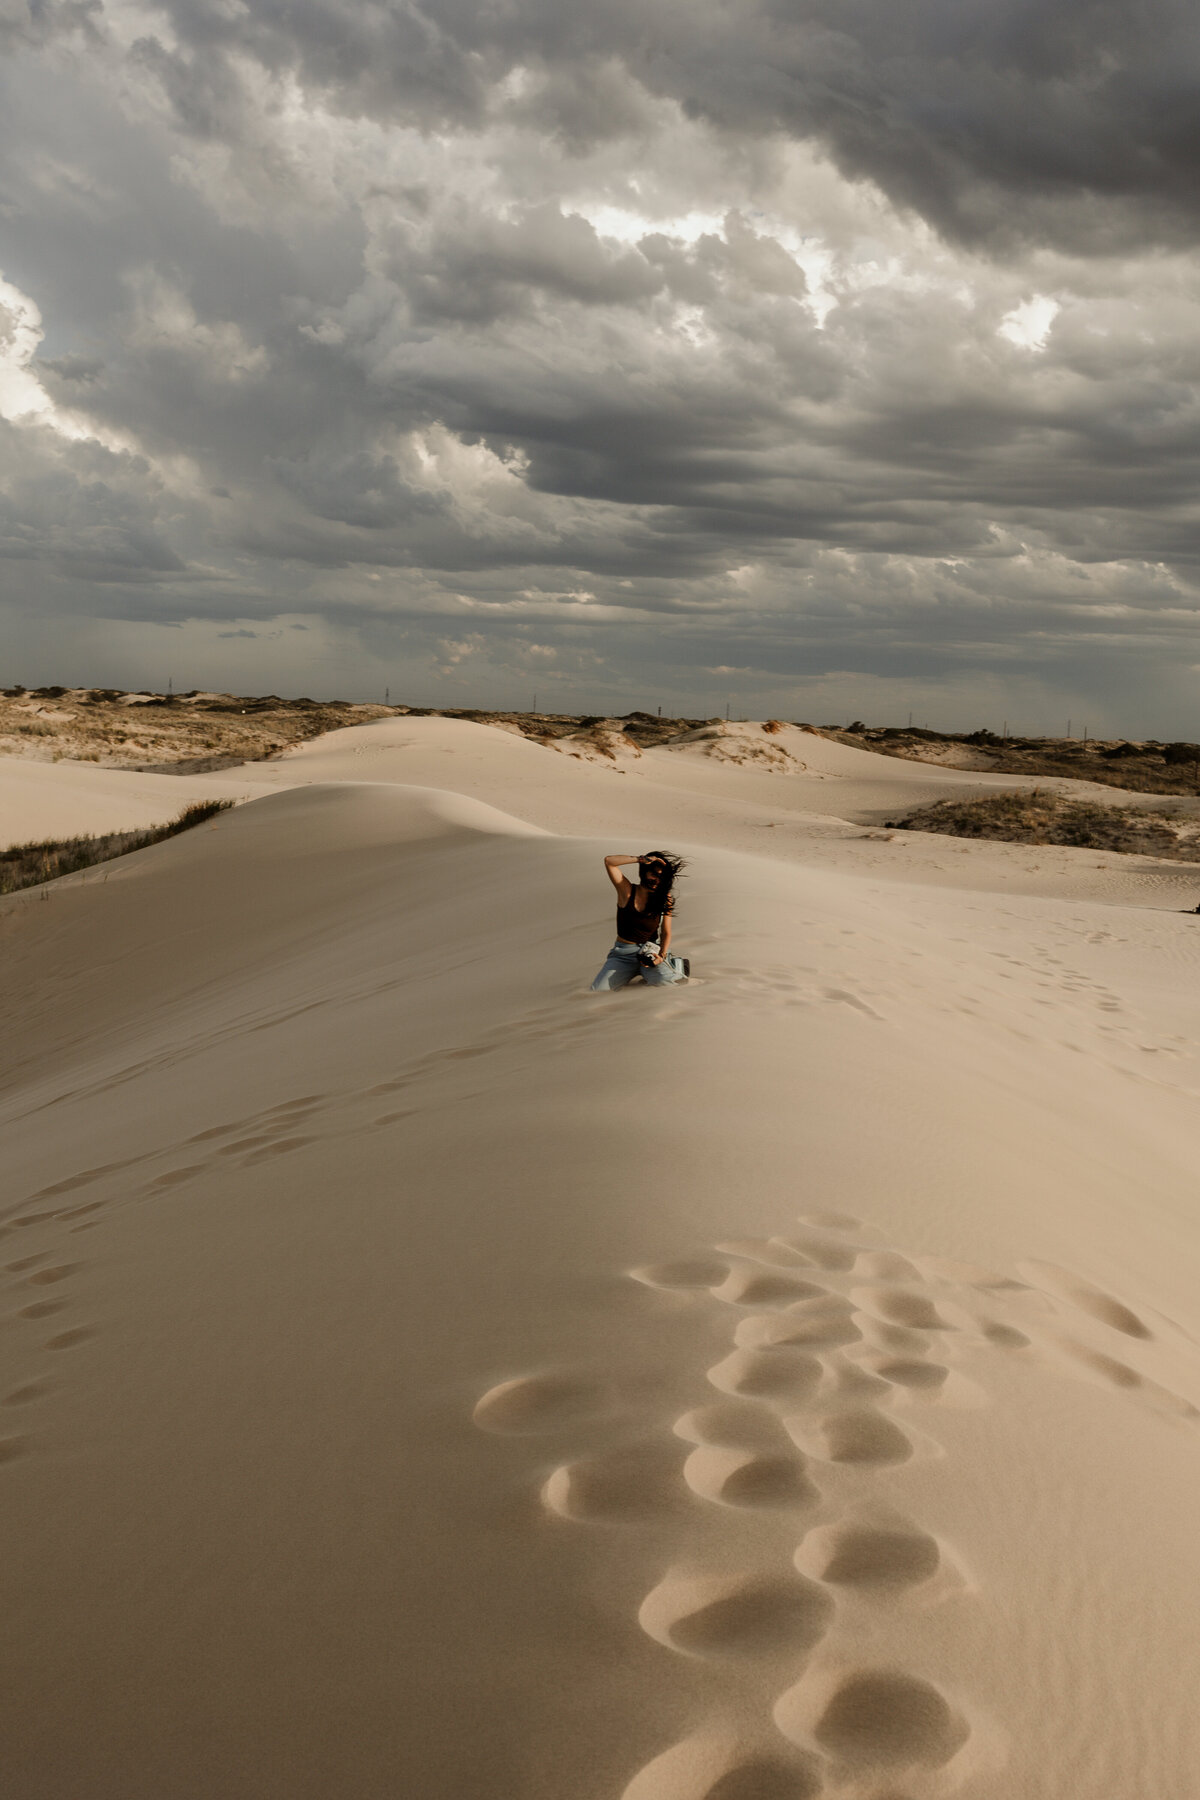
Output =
[
  {"x1": 889, "y1": 790, "x2": 1200, "y2": 861},
  {"x1": 0, "y1": 799, "x2": 234, "y2": 895}
]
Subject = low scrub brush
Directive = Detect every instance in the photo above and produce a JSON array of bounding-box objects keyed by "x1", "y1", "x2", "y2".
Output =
[
  {"x1": 889, "y1": 790, "x2": 1200, "y2": 861},
  {"x1": 0, "y1": 799, "x2": 234, "y2": 895}
]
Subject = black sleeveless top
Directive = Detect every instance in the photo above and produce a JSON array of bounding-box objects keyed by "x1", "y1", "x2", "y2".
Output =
[{"x1": 616, "y1": 885, "x2": 673, "y2": 945}]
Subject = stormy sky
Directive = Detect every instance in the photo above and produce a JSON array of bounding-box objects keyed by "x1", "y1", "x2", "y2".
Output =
[{"x1": 3, "y1": 0, "x2": 1200, "y2": 731}]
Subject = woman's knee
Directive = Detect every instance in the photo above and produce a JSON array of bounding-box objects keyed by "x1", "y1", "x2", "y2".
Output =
[{"x1": 591, "y1": 962, "x2": 628, "y2": 990}]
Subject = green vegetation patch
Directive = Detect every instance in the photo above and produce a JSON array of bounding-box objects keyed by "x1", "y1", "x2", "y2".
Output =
[
  {"x1": 889, "y1": 790, "x2": 1200, "y2": 860},
  {"x1": 0, "y1": 799, "x2": 234, "y2": 895}
]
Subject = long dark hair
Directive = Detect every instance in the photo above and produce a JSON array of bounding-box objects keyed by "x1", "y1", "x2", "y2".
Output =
[{"x1": 638, "y1": 851, "x2": 687, "y2": 914}]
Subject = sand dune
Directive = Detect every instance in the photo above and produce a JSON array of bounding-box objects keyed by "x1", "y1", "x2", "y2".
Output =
[
  {"x1": 3, "y1": 724, "x2": 1200, "y2": 1797},
  {"x1": 0, "y1": 752, "x2": 267, "y2": 846},
  {"x1": 253, "y1": 714, "x2": 1086, "y2": 825}
]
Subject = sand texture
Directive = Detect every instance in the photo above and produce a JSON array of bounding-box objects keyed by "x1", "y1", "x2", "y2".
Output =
[{"x1": 3, "y1": 716, "x2": 1200, "y2": 1798}]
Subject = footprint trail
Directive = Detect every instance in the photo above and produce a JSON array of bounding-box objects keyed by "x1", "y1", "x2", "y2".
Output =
[{"x1": 473, "y1": 1215, "x2": 1200, "y2": 1797}]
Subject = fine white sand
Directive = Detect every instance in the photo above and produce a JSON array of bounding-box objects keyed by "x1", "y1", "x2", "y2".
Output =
[
  {"x1": 0, "y1": 752, "x2": 265, "y2": 844},
  {"x1": 3, "y1": 718, "x2": 1200, "y2": 1799}
]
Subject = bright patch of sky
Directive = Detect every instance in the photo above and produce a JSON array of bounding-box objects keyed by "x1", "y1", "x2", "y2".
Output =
[
  {"x1": 574, "y1": 204, "x2": 726, "y2": 246},
  {"x1": 998, "y1": 294, "x2": 1060, "y2": 349},
  {"x1": 0, "y1": 277, "x2": 60, "y2": 427},
  {"x1": 575, "y1": 204, "x2": 841, "y2": 324},
  {"x1": 0, "y1": 273, "x2": 129, "y2": 447}
]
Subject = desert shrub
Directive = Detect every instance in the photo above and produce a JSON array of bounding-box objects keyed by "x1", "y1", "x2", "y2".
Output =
[{"x1": 888, "y1": 790, "x2": 1199, "y2": 860}]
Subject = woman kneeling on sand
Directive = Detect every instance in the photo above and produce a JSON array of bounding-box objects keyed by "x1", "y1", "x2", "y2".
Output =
[{"x1": 591, "y1": 851, "x2": 687, "y2": 990}]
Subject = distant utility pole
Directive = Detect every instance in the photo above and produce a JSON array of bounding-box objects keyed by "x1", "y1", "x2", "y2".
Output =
[
  {"x1": 1003, "y1": 720, "x2": 1008, "y2": 740},
  {"x1": 533, "y1": 693, "x2": 538, "y2": 713},
  {"x1": 908, "y1": 712, "x2": 913, "y2": 728},
  {"x1": 168, "y1": 675, "x2": 173, "y2": 693},
  {"x1": 725, "y1": 698, "x2": 730, "y2": 720},
  {"x1": 385, "y1": 686, "x2": 389, "y2": 704},
  {"x1": 658, "y1": 704, "x2": 662, "y2": 717}
]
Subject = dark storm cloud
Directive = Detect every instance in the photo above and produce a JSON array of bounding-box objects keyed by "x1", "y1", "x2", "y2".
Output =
[
  {"x1": 0, "y1": 421, "x2": 185, "y2": 582},
  {"x1": 399, "y1": 204, "x2": 664, "y2": 324},
  {"x1": 126, "y1": 0, "x2": 1200, "y2": 249},
  {"x1": 3, "y1": 0, "x2": 1200, "y2": 727}
]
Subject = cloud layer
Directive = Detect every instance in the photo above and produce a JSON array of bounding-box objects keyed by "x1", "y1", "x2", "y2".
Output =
[{"x1": 3, "y1": 0, "x2": 1200, "y2": 729}]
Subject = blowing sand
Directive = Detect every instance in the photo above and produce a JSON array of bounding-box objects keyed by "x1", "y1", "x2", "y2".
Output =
[{"x1": 3, "y1": 717, "x2": 1200, "y2": 1799}]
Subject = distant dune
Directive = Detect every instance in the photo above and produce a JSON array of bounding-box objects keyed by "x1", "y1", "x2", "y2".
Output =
[{"x1": 3, "y1": 713, "x2": 1200, "y2": 1798}]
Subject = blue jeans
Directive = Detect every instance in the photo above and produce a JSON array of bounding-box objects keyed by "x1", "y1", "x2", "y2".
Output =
[{"x1": 591, "y1": 941, "x2": 684, "y2": 991}]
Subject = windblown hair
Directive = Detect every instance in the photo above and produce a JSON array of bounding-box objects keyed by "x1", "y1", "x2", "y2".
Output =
[{"x1": 637, "y1": 851, "x2": 687, "y2": 915}]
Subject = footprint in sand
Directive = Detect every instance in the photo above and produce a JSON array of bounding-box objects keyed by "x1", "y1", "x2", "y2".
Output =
[
  {"x1": 240, "y1": 1136, "x2": 317, "y2": 1166},
  {"x1": 770, "y1": 1233, "x2": 858, "y2": 1273},
  {"x1": 795, "y1": 1519, "x2": 942, "y2": 1593},
  {"x1": 896, "y1": 1251, "x2": 1198, "y2": 1431},
  {"x1": 638, "y1": 1567, "x2": 834, "y2": 1659},
  {"x1": 673, "y1": 1401, "x2": 790, "y2": 1452},
  {"x1": 1017, "y1": 1260, "x2": 1152, "y2": 1339},
  {"x1": 735, "y1": 1302, "x2": 861, "y2": 1353},
  {"x1": 621, "y1": 1733, "x2": 822, "y2": 1800},
  {"x1": 4, "y1": 1382, "x2": 50, "y2": 1407},
  {"x1": 714, "y1": 1239, "x2": 817, "y2": 1269},
  {"x1": 683, "y1": 1444, "x2": 820, "y2": 1510},
  {"x1": 472, "y1": 1371, "x2": 610, "y2": 1435},
  {"x1": 146, "y1": 1166, "x2": 208, "y2": 1191},
  {"x1": 859, "y1": 1352, "x2": 950, "y2": 1393},
  {"x1": 855, "y1": 1314, "x2": 933, "y2": 1356},
  {"x1": 853, "y1": 1251, "x2": 922, "y2": 1282},
  {"x1": 631, "y1": 1256, "x2": 731, "y2": 1291},
  {"x1": 851, "y1": 1286, "x2": 953, "y2": 1332},
  {"x1": 979, "y1": 1320, "x2": 1030, "y2": 1350},
  {"x1": 785, "y1": 1408, "x2": 914, "y2": 1467},
  {"x1": 217, "y1": 1134, "x2": 279, "y2": 1155},
  {"x1": 1050, "y1": 1338, "x2": 1198, "y2": 1419},
  {"x1": 774, "y1": 1666, "x2": 971, "y2": 1776},
  {"x1": 707, "y1": 1347, "x2": 823, "y2": 1405},
  {"x1": 544, "y1": 1438, "x2": 687, "y2": 1522},
  {"x1": 24, "y1": 1264, "x2": 79, "y2": 1288},
  {"x1": 821, "y1": 1357, "x2": 894, "y2": 1407},
  {"x1": 711, "y1": 1269, "x2": 829, "y2": 1309},
  {"x1": 44, "y1": 1326, "x2": 95, "y2": 1350}
]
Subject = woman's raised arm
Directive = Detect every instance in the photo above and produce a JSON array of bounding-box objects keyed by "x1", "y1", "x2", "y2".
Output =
[{"x1": 603, "y1": 852, "x2": 638, "y2": 895}]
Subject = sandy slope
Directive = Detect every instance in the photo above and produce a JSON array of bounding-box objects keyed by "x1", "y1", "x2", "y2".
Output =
[
  {"x1": 3, "y1": 726, "x2": 1200, "y2": 1798},
  {"x1": 0, "y1": 752, "x2": 268, "y2": 844}
]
